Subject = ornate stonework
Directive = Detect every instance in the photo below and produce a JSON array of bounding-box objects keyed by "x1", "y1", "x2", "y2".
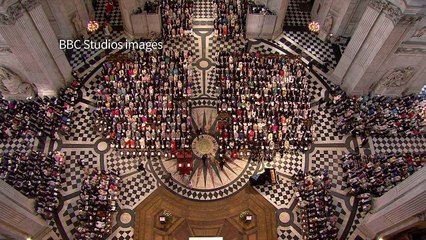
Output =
[
  {"x1": 381, "y1": 66, "x2": 416, "y2": 87},
  {"x1": 0, "y1": 47, "x2": 12, "y2": 53},
  {"x1": 0, "y1": 0, "x2": 41, "y2": 25},
  {"x1": 395, "y1": 47, "x2": 426, "y2": 55},
  {"x1": 369, "y1": 0, "x2": 403, "y2": 24},
  {"x1": 0, "y1": 66, "x2": 35, "y2": 98},
  {"x1": 400, "y1": 15, "x2": 422, "y2": 25},
  {"x1": 412, "y1": 26, "x2": 426, "y2": 37}
]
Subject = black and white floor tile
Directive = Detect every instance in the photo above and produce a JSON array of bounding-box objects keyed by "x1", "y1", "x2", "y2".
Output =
[
  {"x1": 284, "y1": 0, "x2": 311, "y2": 27},
  {"x1": 312, "y1": 106, "x2": 345, "y2": 142},
  {"x1": 253, "y1": 177, "x2": 295, "y2": 208},
  {"x1": 164, "y1": 35, "x2": 199, "y2": 58},
  {"x1": 307, "y1": 74, "x2": 326, "y2": 103},
  {"x1": 63, "y1": 103, "x2": 97, "y2": 143},
  {"x1": 111, "y1": 227, "x2": 134, "y2": 240},
  {"x1": 278, "y1": 226, "x2": 302, "y2": 240},
  {"x1": 269, "y1": 153, "x2": 303, "y2": 177},
  {"x1": 309, "y1": 148, "x2": 349, "y2": 192},
  {"x1": 94, "y1": 0, "x2": 123, "y2": 27},
  {"x1": 61, "y1": 149, "x2": 100, "y2": 194},
  {"x1": 0, "y1": 135, "x2": 36, "y2": 154},
  {"x1": 284, "y1": 30, "x2": 339, "y2": 68},
  {"x1": 118, "y1": 171, "x2": 158, "y2": 209},
  {"x1": 208, "y1": 36, "x2": 246, "y2": 59},
  {"x1": 106, "y1": 152, "x2": 139, "y2": 176},
  {"x1": 193, "y1": 0, "x2": 215, "y2": 19},
  {"x1": 372, "y1": 135, "x2": 426, "y2": 154}
]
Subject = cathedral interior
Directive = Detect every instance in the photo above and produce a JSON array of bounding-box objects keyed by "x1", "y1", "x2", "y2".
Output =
[{"x1": 0, "y1": 0, "x2": 425, "y2": 239}]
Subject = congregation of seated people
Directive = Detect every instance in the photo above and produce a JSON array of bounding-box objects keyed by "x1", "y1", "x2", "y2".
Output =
[
  {"x1": 0, "y1": 76, "x2": 80, "y2": 141},
  {"x1": 341, "y1": 152, "x2": 426, "y2": 213},
  {"x1": 94, "y1": 50, "x2": 194, "y2": 153},
  {"x1": 293, "y1": 170, "x2": 338, "y2": 240},
  {"x1": 215, "y1": 51, "x2": 314, "y2": 158},
  {"x1": 0, "y1": 151, "x2": 65, "y2": 219},
  {"x1": 75, "y1": 168, "x2": 120, "y2": 240},
  {"x1": 161, "y1": 0, "x2": 193, "y2": 39},
  {"x1": 330, "y1": 90, "x2": 426, "y2": 138},
  {"x1": 214, "y1": 0, "x2": 247, "y2": 38}
]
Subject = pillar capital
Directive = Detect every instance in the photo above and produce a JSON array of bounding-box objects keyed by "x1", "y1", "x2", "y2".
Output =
[
  {"x1": 369, "y1": 0, "x2": 403, "y2": 24},
  {"x1": 0, "y1": 0, "x2": 40, "y2": 25}
]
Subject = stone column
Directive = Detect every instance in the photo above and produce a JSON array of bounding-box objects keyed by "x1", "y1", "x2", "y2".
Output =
[
  {"x1": 331, "y1": 0, "x2": 403, "y2": 95},
  {"x1": 45, "y1": 0, "x2": 75, "y2": 39},
  {"x1": 331, "y1": 3, "x2": 382, "y2": 84},
  {"x1": 268, "y1": 0, "x2": 289, "y2": 39},
  {"x1": 28, "y1": 4, "x2": 72, "y2": 83},
  {"x1": 0, "y1": 0, "x2": 71, "y2": 96},
  {"x1": 312, "y1": 0, "x2": 370, "y2": 42}
]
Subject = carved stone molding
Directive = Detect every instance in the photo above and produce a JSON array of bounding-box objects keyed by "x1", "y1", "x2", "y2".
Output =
[
  {"x1": 21, "y1": 0, "x2": 41, "y2": 11},
  {"x1": 0, "y1": 0, "x2": 41, "y2": 25},
  {"x1": 381, "y1": 66, "x2": 416, "y2": 87},
  {"x1": 369, "y1": 0, "x2": 403, "y2": 24},
  {"x1": 395, "y1": 47, "x2": 426, "y2": 55},
  {"x1": 0, "y1": 47, "x2": 12, "y2": 53},
  {"x1": 399, "y1": 15, "x2": 422, "y2": 25}
]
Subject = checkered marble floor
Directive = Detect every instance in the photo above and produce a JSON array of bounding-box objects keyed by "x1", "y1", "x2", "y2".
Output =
[
  {"x1": 82, "y1": 68, "x2": 102, "y2": 101},
  {"x1": 333, "y1": 196, "x2": 351, "y2": 238},
  {"x1": 251, "y1": 42, "x2": 283, "y2": 55},
  {"x1": 268, "y1": 153, "x2": 303, "y2": 176},
  {"x1": 95, "y1": 0, "x2": 123, "y2": 26},
  {"x1": 111, "y1": 227, "x2": 134, "y2": 240},
  {"x1": 348, "y1": 210, "x2": 364, "y2": 239},
  {"x1": 309, "y1": 148, "x2": 349, "y2": 192},
  {"x1": 106, "y1": 152, "x2": 139, "y2": 176},
  {"x1": 61, "y1": 199, "x2": 80, "y2": 237},
  {"x1": 118, "y1": 171, "x2": 158, "y2": 209},
  {"x1": 253, "y1": 177, "x2": 295, "y2": 208},
  {"x1": 312, "y1": 106, "x2": 345, "y2": 142},
  {"x1": 278, "y1": 226, "x2": 302, "y2": 240},
  {"x1": 194, "y1": 0, "x2": 215, "y2": 19},
  {"x1": 284, "y1": 0, "x2": 311, "y2": 27},
  {"x1": 0, "y1": 135, "x2": 36, "y2": 154},
  {"x1": 63, "y1": 103, "x2": 97, "y2": 143},
  {"x1": 284, "y1": 30, "x2": 339, "y2": 68},
  {"x1": 192, "y1": 68, "x2": 203, "y2": 97},
  {"x1": 164, "y1": 35, "x2": 199, "y2": 58},
  {"x1": 307, "y1": 73, "x2": 325, "y2": 102},
  {"x1": 61, "y1": 149, "x2": 100, "y2": 194},
  {"x1": 208, "y1": 35, "x2": 246, "y2": 59},
  {"x1": 372, "y1": 135, "x2": 426, "y2": 154}
]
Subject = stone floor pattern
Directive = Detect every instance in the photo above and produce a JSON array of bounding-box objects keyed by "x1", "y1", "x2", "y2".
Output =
[{"x1": 1, "y1": 1, "x2": 425, "y2": 240}]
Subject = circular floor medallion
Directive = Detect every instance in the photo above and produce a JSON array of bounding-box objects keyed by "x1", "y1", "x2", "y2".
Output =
[{"x1": 191, "y1": 134, "x2": 218, "y2": 158}]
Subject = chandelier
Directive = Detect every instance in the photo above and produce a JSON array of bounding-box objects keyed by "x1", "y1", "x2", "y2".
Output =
[
  {"x1": 87, "y1": 20, "x2": 99, "y2": 32},
  {"x1": 308, "y1": 20, "x2": 320, "y2": 32}
]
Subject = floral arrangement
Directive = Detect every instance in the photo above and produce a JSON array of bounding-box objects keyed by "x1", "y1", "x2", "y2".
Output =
[
  {"x1": 161, "y1": 210, "x2": 173, "y2": 223},
  {"x1": 239, "y1": 210, "x2": 251, "y2": 221}
]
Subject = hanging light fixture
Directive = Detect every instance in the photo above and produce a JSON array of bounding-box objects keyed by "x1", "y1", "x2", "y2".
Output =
[
  {"x1": 87, "y1": 20, "x2": 99, "y2": 32},
  {"x1": 308, "y1": 20, "x2": 320, "y2": 32}
]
